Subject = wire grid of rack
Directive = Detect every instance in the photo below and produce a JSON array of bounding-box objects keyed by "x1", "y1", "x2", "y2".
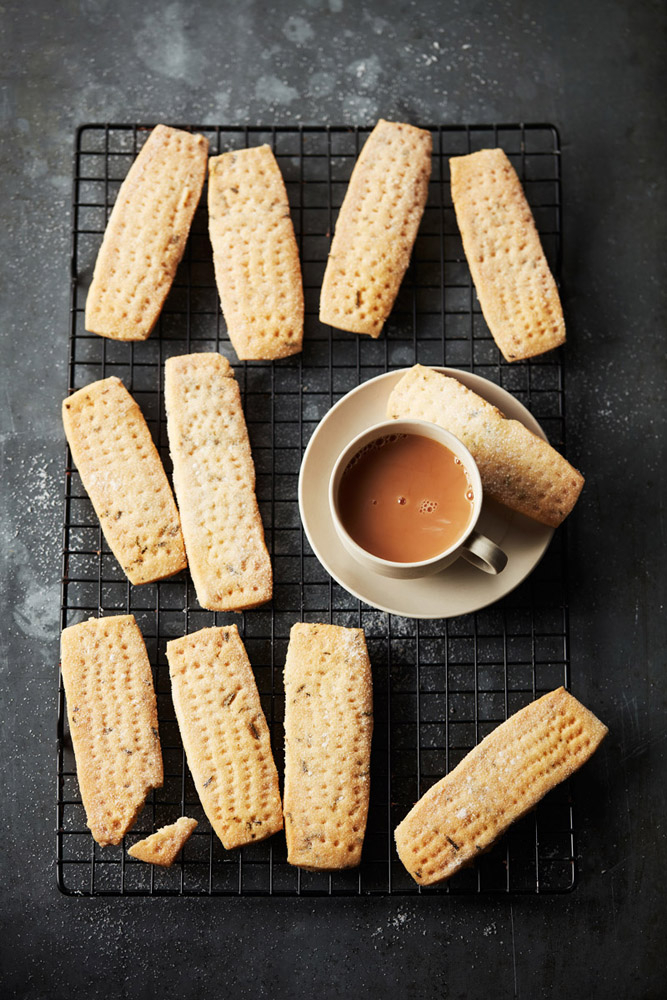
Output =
[{"x1": 58, "y1": 122, "x2": 573, "y2": 897}]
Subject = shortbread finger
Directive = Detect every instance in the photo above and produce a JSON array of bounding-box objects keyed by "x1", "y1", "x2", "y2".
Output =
[
  {"x1": 395, "y1": 687, "x2": 607, "y2": 885},
  {"x1": 164, "y1": 353, "x2": 272, "y2": 611},
  {"x1": 85, "y1": 124, "x2": 209, "y2": 341},
  {"x1": 167, "y1": 626, "x2": 283, "y2": 850},
  {"x1": 208, "y1": 145, "x2": 304, "y2": 360},
  {"x1": 387, "y1": 365, "x2": 584, "y2": 527},
  {"x1": 450, "y1": 147, "x2": 565, "y2": 361},
  {"x1": 61, "y1": 615, "x2": 163, "y2": 846},
  {"x1": 319, "y1": 119, "x2": 432, "y2": 337},
  {"x1": 62, "y1": 376, "x2": 187, "y2": 584},
  {"x1": 283, "y1": 623, "x2": 373, "y2": 870},
  {"x1": 128, "y1": 817, "x2": 198, "y2": 867}
]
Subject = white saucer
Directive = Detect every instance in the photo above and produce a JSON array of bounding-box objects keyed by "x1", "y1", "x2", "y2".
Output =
[{"x1": 298, "y1": 367, "x2": 554, "y2": 619}]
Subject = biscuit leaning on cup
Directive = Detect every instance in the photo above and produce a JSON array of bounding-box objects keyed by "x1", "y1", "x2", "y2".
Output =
[{"x1": 387, "y1": 365, "x2": 584, "y2": 527}]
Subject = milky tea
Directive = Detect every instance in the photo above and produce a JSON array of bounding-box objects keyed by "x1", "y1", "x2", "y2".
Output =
[{"x1": 337, "y1": 432, "x2": 474, "y2": 563}]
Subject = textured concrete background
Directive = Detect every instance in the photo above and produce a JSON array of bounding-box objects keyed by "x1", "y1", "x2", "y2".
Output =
[{"x1": 1, "y1": 1, "x2": 665, "y2": 997}]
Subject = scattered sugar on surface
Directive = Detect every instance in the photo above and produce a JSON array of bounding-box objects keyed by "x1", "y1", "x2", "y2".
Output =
[
  {"x1": 391, "y1": 910, "x2": 409, "y2": 930},
  {"x1": 370, "y1": 906, "x2": 431, "y2": 948},
  {"x1": 4, "y1": 450, "x2": 62, "y2": 645}
]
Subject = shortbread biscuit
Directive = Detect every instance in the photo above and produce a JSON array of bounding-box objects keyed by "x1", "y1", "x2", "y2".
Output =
[
  {"x1": 164, "y1": 353, "x2": 272, "y2": 611},
  {"x1": 208, "y1": 145, "x2": 304, "y2": 360},
  {"x1": 283, "y1": 623, "x2": 373, "y2": 870},
  {"x1": 62, "y1": 376, "x2": 187, "y2": 584},
  {"x1": 450, "y1": 148, "x2": 565, "y2": 361},
  {"x1": 127, "y1": 817, "x2": 198, "y2": 867},
  {"x1": 85, "y1": 124, "x2": 209, "y2": 341},
  {"x1": 319, "y1": 119, "x2": 432, "y2": 337},
  {"x1": 395, "y1": 687, "x2": 607, "y2": 885},
  {"x1": 387, "y1": 365, "x2": 584, "y2": 526},
  {"x1": 167, "y1": 626, "x2": 283, "y2": 850},
  {"x1": 61, "y1": 615, "x2": 163, "y2": 846}
]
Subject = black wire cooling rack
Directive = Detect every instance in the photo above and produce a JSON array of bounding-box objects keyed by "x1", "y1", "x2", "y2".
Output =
[{"x1": 58, "y1": 122, "x2": 574, "y2": 897}]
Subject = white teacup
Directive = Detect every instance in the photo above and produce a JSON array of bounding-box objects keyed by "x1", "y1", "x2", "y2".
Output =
[{"x1": 328, "y1": 419, "x2": 508, "y2": 580}]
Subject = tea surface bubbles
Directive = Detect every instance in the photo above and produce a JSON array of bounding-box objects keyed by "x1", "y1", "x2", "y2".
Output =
[{"x1": 337, "y1": 433, "x2": 474, "y2": 563}]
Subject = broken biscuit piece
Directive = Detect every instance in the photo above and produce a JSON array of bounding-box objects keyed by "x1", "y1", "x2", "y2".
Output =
[{"x1": 127, "y1": 817, "x2": 198, "y2": 867}]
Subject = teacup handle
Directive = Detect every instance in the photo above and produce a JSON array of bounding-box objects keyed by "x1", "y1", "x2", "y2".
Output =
[{"x1": 460, "y1": 529, "x2": 508, "y2": 575}]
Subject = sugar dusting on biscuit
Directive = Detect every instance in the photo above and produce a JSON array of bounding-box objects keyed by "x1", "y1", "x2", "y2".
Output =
[
  {"x1": 395, "y1": 687, "x2": 607, "y2": 885},
  {"x1": 164, "y1": 353, "x2": 272, "y2": 611},
  {"x1": 283, "y1": 622, "x2": 373, "y2": 870},
  {"x1": 61, "y1": 615, "x2": 163, "y2": 846},
  {"x1": 450, "y1": 147, "x2": 565, "y2": 361},
  {"x1": 320, "y1": 120, "x2": 432, "y2": 337}
]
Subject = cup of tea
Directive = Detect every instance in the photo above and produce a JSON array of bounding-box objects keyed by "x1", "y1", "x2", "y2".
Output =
[{"x1": 328, "y1": 419, "x2": 508, "y2": 579}]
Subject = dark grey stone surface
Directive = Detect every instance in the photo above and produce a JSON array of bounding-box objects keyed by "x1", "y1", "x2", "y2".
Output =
[{"x1": 1, "y1": 1, "x2": 665, "y2": 997}]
